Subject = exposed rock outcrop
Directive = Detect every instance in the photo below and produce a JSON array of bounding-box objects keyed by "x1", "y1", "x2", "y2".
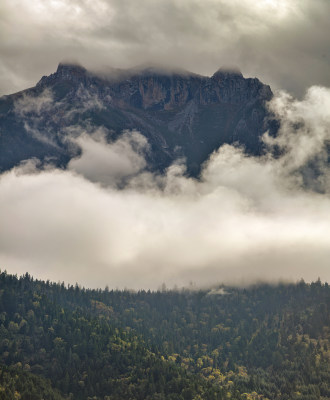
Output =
[{"x1": 0, "y1": 63, "x2": 273, "y2": 175}]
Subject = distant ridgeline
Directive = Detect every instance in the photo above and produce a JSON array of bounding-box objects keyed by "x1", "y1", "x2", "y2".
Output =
[
  {"x1": 0, "y1": 63, "x2": 274, "y2": 175},
  {"x1": 0, "y1": 271, "x2": 329, "y2": 400}
]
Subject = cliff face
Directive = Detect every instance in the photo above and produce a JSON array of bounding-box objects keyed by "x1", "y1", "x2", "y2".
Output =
[
  {"x1": 0, "y1": 63, "x2": 273, "y2": 175},
  {"x1": 37, "y1": 63, "x2": 271, "y2": 109}
]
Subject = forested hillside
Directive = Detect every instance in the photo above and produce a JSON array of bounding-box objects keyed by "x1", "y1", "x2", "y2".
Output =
[{"x1": 0, "y1": 272, "x2": 329, "y2": 400}]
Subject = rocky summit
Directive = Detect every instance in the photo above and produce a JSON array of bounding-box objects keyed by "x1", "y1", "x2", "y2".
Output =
[{"x1": 0, "y1": 63, "x2": 273, "y2": 175}]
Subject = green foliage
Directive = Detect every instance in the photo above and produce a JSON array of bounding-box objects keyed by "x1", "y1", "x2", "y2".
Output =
[
  {"x1": 0, "y1": 271, "x2": 329, "y2": 400},
  {"x1": 0, "y1": 364, "x2": 65, "y2": 400}
]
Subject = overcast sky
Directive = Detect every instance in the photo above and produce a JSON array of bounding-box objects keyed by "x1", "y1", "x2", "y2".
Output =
[{"x1": 1, "y1": 0, "x2": 330, "y2": 96}]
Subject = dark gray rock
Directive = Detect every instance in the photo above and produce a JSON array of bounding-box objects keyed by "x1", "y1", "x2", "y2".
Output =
[{"x1": 0, "y1": 63, "x2": 274, "y2": 175}]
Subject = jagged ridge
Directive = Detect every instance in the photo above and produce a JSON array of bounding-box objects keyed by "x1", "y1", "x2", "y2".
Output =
[{"x1": 0, "y1": 63, "x2": 273, "y2": 174}]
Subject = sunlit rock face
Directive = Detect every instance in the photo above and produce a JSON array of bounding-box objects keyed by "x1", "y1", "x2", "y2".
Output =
[{"x1": 0, "y1": 63, "x2": 273, "y2": 175}]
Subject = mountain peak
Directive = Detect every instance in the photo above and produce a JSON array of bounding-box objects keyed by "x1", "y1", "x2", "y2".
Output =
[
  {"x1": 36, "y1": 62, "x2": 88, "y2": 87},
  {"x1": 8, "y1": 62, "x2": 273, "y2": 177},
  {"x1": 212, "y1": 66, "x2": 243, "y2": 80},
  {"x1": 56, "y1": 62, "x2": 87, "y2": 75}
]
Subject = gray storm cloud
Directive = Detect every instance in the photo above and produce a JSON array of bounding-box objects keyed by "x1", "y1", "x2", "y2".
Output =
[
  {"x1": 1, "y1": 87, "x2": 330, "y2": 289},
  {"x1": 1, "y1": 0, "x2": 330, "y2": 96}
]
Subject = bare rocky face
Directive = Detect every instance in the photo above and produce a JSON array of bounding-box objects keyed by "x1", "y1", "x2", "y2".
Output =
[{"x1": 0, "y1": 63, "x2": 272, "y2": 175}]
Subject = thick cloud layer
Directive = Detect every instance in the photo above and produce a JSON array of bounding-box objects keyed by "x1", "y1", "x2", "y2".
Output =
[
  {"x1": 1, "y1": 87, "x2": 330, "y2": 289},
  {"x1": 1, "y1": 0, "x2": 330, "y2": 96}
]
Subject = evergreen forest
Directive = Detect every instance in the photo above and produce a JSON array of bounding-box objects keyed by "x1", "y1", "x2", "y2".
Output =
[{"x1": 0, "y1": 271, "x2": 329, "y2": 400}]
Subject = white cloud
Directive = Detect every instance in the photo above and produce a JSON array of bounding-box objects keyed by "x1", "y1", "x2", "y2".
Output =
[
  {"x1": 1, "y1": 87, "x2": 330, "y2": 289},
  {"x1": 68, "y1": 129, "x2": 149, "y2": 186},
  {"x1": 264, "y1": 86, "x2": 330, "y2": 191}
]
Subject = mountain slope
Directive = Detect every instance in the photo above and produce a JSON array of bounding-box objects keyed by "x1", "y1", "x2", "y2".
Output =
[
  {"x1": 0, "y1": 63, "x2": 273, "y2": 175},
  {"x1": 0, "y1": 272, "x2": 329, "y2": 400},
  {"x1": 0, "y1": 364, "x2": 66, "y2": 400}
]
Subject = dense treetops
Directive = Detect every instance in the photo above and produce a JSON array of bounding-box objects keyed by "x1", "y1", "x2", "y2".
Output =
[{"x1": 0, "y1": 271, "x2": 329, "y2": 400}]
